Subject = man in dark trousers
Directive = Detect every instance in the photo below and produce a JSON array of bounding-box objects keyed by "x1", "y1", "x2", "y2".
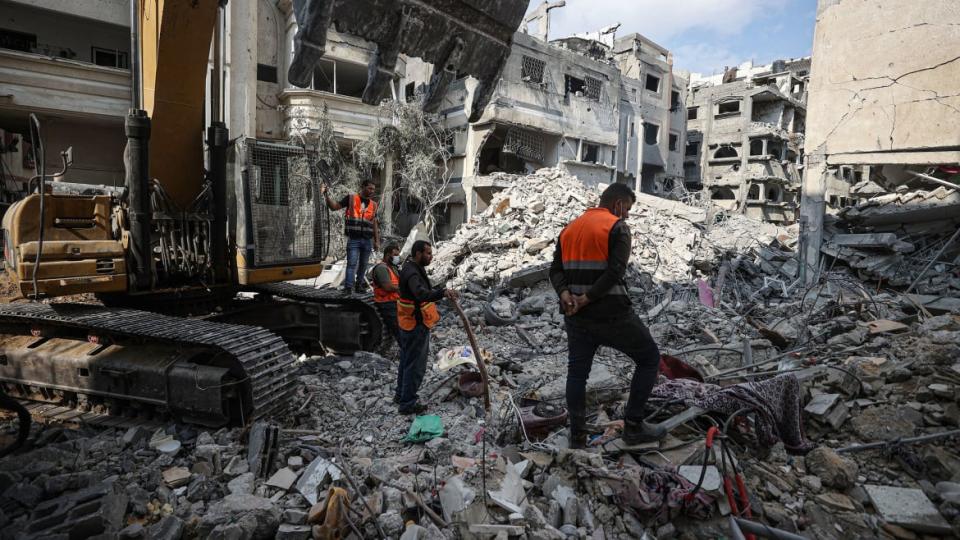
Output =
[
  {"x1": 322, "y1": 179, "x2": 380, "y2": 293},
  {"x1": 395, "y1": 240, "x2": 457, "y2": 414},
  {"x1": 370, "y1": 243, "x2": 402, "y2": 346},
  {"x1": 550, "y1": 183, "x2": 666, "y2": 448}
]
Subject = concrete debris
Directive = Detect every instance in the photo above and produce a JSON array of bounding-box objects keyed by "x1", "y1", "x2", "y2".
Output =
[{"x1": 1, "y1": 167, "x2": 959, "y2": 539}]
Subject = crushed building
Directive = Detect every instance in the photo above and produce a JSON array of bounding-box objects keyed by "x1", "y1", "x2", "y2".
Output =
[
  {"x1": 684, "y1": 58, "x2": 810, "y2": 224},
  {"x1": 415, "y1": 8, "x2": 687, "y2": 236}
]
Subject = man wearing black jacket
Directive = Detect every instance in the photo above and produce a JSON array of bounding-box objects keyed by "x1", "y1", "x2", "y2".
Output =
[
  {"x1": 395, "y1": 240, "x2": 457, "y2": 414},
  {"x1": 550, "y1": 183, "x2": 665, "y2": 448}
]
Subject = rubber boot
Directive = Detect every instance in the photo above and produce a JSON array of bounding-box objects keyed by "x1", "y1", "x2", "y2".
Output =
[
  {"x1": 568, "y1": 415, "x2": 588, "y2": 449},
  {"x1": 623, "y1": 418, "x2": 667, "y2": 445}
]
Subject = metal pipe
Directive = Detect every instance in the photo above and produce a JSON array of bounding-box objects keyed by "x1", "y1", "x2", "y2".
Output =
[
  {"x1": 837, "y1": 428, "x2": 960, "y2": 454},
  {"x1": 905, "y1": 226, "x2": 960, "y2": 295},
  {"x1": 733, "y1": 518, "x2": 807, "y2": 540},
  {"x1": 207, "y1": 2, "x2": 229, "y2": 280},
  {"x1": 728, "y1": 516, "x2": 747, "y2": 540},
  {"x1": 212, "y1": 1, "x2": 225, "y2": 123},
  {"x1": 125, "y1": 110, "x2": 152, "y2": 290},
  {"x1": 129, "y1": 0, "x2": 141, "y2": 109},
  {"x1": 906, "y1": 170, "x2": 960, "y2": 192}
]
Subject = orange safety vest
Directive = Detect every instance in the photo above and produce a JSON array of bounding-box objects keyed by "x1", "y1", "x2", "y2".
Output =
[
  {"x1": 372, "y1": 263, "x2": 400, "y2": 303},
  {"x1": 397, "y1": 297, "x2": 440, "y2": 331},
  {"x1": 558, "y1": 207, "x2": 628, "y2": 297},
  {"x1": 344, "y1": 194, "x2": 377, "y2": 237}
]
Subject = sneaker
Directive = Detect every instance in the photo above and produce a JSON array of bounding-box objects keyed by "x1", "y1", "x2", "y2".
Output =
[
  {"x1": 340, "y1": 285, "x2": 353, "y2": 295},
  {"x1": 355, "y1": 282, "x2": 369, "y2": 293},
  {"x1": 398, "y1": 402, "x2": 427, "y2": 415},
  {"x1": 622, "y1": 419, "x2": 667, "y2": 445}
]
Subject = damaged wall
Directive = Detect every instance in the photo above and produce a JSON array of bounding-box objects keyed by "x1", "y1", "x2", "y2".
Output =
[{"x1": 800, "y1": 0, "x2": 960, "y2": 281}]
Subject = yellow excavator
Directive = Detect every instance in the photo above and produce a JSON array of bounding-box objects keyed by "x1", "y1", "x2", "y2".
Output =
[{"x1": 0, "y1": 0, "x2": 528, "y2": 427}]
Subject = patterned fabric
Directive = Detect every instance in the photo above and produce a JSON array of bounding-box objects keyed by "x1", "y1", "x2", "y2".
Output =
[
  {"x1": 588, "y1": 466, "x2": 715, "y2": 523},
  {"x1": 651, "y1": 374, "x2": 814, "y2": 455}
]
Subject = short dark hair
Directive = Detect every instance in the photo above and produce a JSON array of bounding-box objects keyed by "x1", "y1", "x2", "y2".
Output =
[
  {"x1": 361, "y1": 179, "x2": 375, "y2": 188},
  {"x1": 600, "y1": 182, "x2": 636, "y2": 207},
  {"x1": 383, "y1": 243, "x2": 399, "y2": 258},
  {"x1": 411, "y1": 240, "x2": 432, "y2": 257}
]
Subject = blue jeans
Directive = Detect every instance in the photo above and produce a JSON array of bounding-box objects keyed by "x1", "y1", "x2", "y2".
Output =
[
  {"x1": 397, "y1": 324, "x2": 430, "y2": 409},
  {"x1": 344, "y1": 237, "x2": 373, "y2": 288},
  {"x1": 564, "y1": 312, "x2": 660, "y2": 423}
]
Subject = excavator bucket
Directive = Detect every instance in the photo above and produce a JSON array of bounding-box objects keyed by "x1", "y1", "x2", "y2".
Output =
[{"x1": 288, "y1": 0, "x2": 530, "y2": 122}]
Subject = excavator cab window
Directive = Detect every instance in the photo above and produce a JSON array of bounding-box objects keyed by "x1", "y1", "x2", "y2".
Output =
[{"x1": 250, "y1": 146, "x2": 290, "y2": 206}]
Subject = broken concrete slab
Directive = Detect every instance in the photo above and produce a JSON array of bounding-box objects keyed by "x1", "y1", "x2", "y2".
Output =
[
  {"x1": 864, "y1": 484, "x2": 952, "y2": 534},
  {"x1": 295, "y1": 456, "x2": 342, "y2": 506},
  {"x1": 161, "y1": 467, "x2": 191, "y2": 488},
  {"x1": 265, "y1": 467, "x2": 299, "y2": 491}
]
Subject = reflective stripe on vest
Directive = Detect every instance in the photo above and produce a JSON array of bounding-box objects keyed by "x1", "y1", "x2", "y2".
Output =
[
  {"x1": 397, "y1": 297, "x2": 440, "y2": 331},
  {"x1": 373, "y1": 264, "x2": 400, "y2": 303},
  {"x1": 345, "y1": 194, "x2": 377, "y2": 236},
  {"x1": 559, "y1": 207, "x2": 627, "y2": 297}
]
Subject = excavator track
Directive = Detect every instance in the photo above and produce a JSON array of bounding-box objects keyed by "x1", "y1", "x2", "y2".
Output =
[
  {"x1": 233, "y1": 282, "x2": 385, "y2": 355},
  {"x1": 0, "y1": 302, "x2": 298, "y2": 427}
]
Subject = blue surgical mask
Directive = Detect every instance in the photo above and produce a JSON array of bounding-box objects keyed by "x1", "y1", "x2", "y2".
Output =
[{"x1": 392, "y1": 256, "x2": 401, "y2": 266}]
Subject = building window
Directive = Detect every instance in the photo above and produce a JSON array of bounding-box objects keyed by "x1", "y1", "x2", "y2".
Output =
[
  {"x1": 645, "y1": 74, "x2": 660, "y2": 93},
  {"x1": 631, "y1": 88, "x2": 637, "y2": 101},
  {"x1": 584, "y1": 76, "x2": 602, "y2": 100},
  {"x1": 521, "y1": 55, "x2": 546, "y2": 84},
  {"x1": 565, "y1": 75, "x2": 586, "y2": 98},
  {"x1": 643, "y1": 123, "x2": 659, "y2": 145},
  {"x1": 750, "y1": 139, "x2": 764, "y2": 156},
  {"x1": 92, "y1": 47, "x2": 128, "y2": 69},
  {"x1": 1, "y1": 28, "x2": 37, "y2": 53},
  {"x1": 582, "y1": 143, "x2": 599, "y2": 163},
  {"x1": 685, "y1": 141, "x2": 700, "y2": 157},
  {"x1": 669, "y1": 133, "x2": 679, "y2": 152},
  {"x1": 310, "y1": 59, "x2": 367, "y2": 98},
  {"x1": 687, "y1": 107, "x2": 698, "y2": 120},
  {"x1": 717, "y1": 100, "x2": 741, "y2": 115},
  {"x1": 257, "y1": 63, "x2": 278, "y2": 83},
  {"x1": 747, "y1": 184, "x2": 760, "y2": 200},
  {"x1": 671, "y1": 90, "x2": 680, "y2": 110},
  {"x1": 714, "y1": 146, "x2": 738, "y2": 159},
  {"x1": 712, "y1": 188, "x2": 736, "y2": 200}
]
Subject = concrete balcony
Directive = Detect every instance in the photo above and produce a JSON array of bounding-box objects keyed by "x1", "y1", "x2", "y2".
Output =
[
  {"x1": 280, "y1": 89, "x2": 383, "y2": 142},
  {"x1": 0, "y1": 49, "x2": 130, "y2": 119}
]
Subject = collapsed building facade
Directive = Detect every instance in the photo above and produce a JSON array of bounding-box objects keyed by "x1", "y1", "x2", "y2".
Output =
[
  {"x1": 683, "y1": 58, "x2": 810, "y2": 224},
  {"x1": 420, "y1": 14, "x2": 687, "y2": 234},
  {"x1": 799, "y1": 0, "x2": 960, "y2": 289}
]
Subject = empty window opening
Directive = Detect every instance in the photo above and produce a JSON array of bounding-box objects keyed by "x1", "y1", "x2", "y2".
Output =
[
  {"x1": 629, "y1": 122, "x2": 635, "y2": 137},
  {"x1": 671, "y1": 90, "x2": 680, "y2": 110},
  {"x1": 521, "y1": 55, "x2": 546, "y2": 84},
  {"x1": 311, "y1": 59, "x2": 367, "y2": 98},
  {"x1": 841, "y1": 167, "x2": 852, "y2": 181},
  {"x1": 257, "y1": 63, "x2": 278, "y2": 83},
  {"x1": 854, "y1": 170, "x2": 863, "y2": 182},
  {"x1": 712, "y1": 188, "x2": 736, "y2": 200},
  {"x1": 92, "y1": 46, "x2": 128, "y2": 69},
  {"x1": 717, "y1": 100, "x2": 741, "y2": 115},
  {"x1": 685, "y1": 141, "x2": 700, "y2": 157},
  {"x1": 565, "y1": 75, "x2": 587, "y2": 99},
  {"x1": 631, "y1": 88, "x2": 638, "y2": 101},
  {"x1": 747, "y1": 184, "x2": 760, "y2": 200},
  {"x1": 662, "y1": 178, "x2": 675, "y2": 192},
  {"x1": 643, "y1": 123, "x2": 659, "y2": 146},
  {"x1": 668, "y1": 133, "x2": 679, "y2": 152},
  {"x1": 405, "y1": 82, "x2": 416, "y2": 102},
  {"x1": 750, "y1": 139, "x2": 765, "y2": 156},
  {"x1": 687, "y1": 107, "x2": 698, "y2": 120},
  {"x1": 582, "y1": 143, "x2": 599, "y2": 163},
  {"x1": 714, "y1": 146, "x2": 738, "y2": 159},
  {"x1": 0, "y1": 28, "x2": 37, "y2": 53},
  {"x1": 645, "y1": 74, "x2": 661, "y2": 93},
  {"x1": 767, "y1": 186, "x2": 782, "y2": 202}
]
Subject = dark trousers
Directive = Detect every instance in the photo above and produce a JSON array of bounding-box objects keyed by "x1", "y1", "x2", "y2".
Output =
[
  {"x1": 564, "y1": 312, "x2": 660, "y2": 425},
  {"x1": 397, "y1": 324, "x2": 430, "y2": 409},
  {"x1": 376, "y1": 301, "x2": 401, "y2": 345}
]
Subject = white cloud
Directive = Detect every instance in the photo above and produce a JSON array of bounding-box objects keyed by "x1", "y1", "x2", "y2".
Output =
[
  {"x1": 529, "y1": 0, "x2": 788, "y2": 43},
  {"x1": 672, "y1": 42, "x2": 748, "y2": 75}
]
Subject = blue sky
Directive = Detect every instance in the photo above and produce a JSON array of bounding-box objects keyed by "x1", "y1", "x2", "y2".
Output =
[{"x1": 527, "y1": 0, "x2": 817, "y2": 75}]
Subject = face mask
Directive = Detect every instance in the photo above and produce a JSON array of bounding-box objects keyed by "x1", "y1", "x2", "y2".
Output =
[{"x1": 391, "y1": 256, "x2": 401, "y2": 266}]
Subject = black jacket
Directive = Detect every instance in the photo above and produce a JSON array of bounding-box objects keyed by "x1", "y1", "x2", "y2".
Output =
[
  {"x1": 549, "y1": 218, "x2": 633, "y2": 319},
  {"x1": 399, "y1": 260, "x2": 445, "y2": 310}
]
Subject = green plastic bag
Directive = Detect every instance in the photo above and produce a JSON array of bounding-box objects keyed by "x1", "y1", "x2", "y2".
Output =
[{"x1": 402, "y1": 415, "x2": 444, "y2": 443}]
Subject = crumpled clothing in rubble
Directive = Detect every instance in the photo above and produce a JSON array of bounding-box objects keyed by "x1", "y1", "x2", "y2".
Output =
[
  {"x1": 587, "y1": 466, "x2": 714, "y2": 523},
  {"x1": 651, "y1": 374, "x2": 814, "y2": 455}
]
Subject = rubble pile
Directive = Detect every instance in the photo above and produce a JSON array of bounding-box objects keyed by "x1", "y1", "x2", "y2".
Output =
[
  {"x1": 431, "y1": 168, "x2": 789, "y2": 288},
  {"x1": 0, "y1": 169, "x2": 959, "y2": 539}
]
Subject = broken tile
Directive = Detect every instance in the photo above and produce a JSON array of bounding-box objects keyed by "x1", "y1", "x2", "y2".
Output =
[{"x1": 864, "y1": 485, "x2": 952, "y2": 534}]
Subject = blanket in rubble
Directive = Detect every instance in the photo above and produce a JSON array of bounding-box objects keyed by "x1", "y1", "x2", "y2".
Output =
[{"x1": 651, "y1": 374, "x2": 814, "y2": 455}]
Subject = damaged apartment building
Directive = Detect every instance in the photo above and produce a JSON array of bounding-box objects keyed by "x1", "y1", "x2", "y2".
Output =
[
  {"x1": 684, "y1": 58, "x2": 810, "y2": 224},
  {"x1": 419, "y1": 8, "x2": 687, "y2": 230}
]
